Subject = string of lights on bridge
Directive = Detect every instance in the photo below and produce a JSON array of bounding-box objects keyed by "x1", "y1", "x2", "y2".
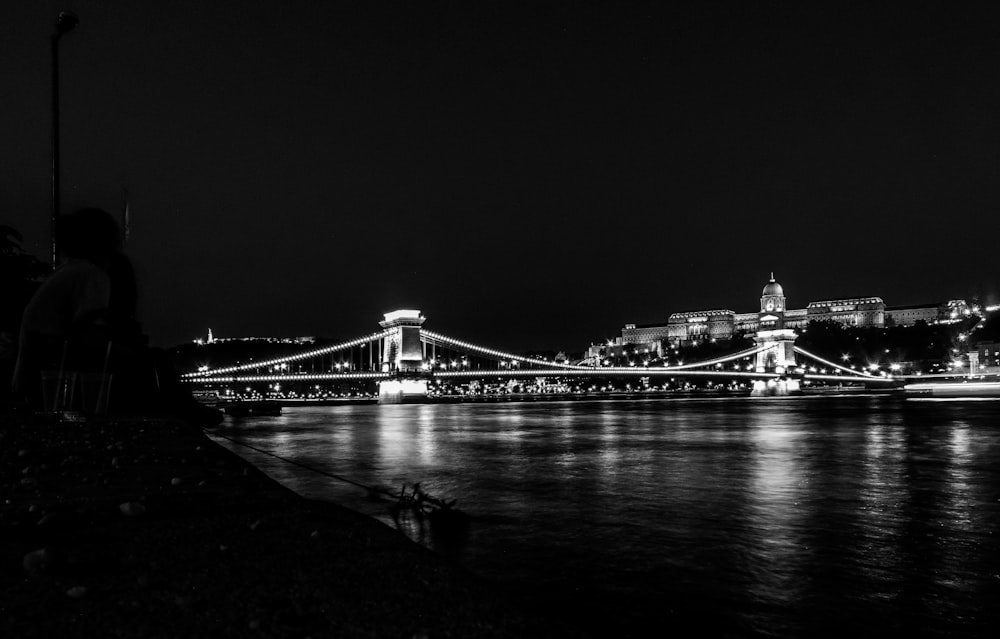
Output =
[
  {"x1": 188, "y1": 330, "x2": 773, "y2": 379},
  {"x1": 181, "y1": 329, "x2": 396, "y2": 379},
  {"x1": 436, "y1": 369, "x2": 784, "y2": 379},
  {"x1": 420, "y1": 331, "x2": 773, "y2": 372},
  {"x1": 191, "y1": 372, "x2": 391, "y2": 384},
  {"x1": 419, "y1": 330, "x2": 592, "y2": 370},
  {"x1": 793, "y1": 346, "x2": 877, "y2": 378},
  {"x1": 183, "y1": 327, "x2": 894, "y2": 386}
]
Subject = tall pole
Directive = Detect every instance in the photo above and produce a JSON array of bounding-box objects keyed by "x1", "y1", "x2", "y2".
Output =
[{"x1": 51, "y1": 11, "x2": 78, "y2": 269}]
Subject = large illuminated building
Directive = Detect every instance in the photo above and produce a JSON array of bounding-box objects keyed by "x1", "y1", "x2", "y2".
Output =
[{"x1": 613, "y1": 274, "x2": 973, "y2": 350}]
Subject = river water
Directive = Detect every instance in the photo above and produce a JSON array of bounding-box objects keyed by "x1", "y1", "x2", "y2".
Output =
[{"x1": 209, "y1": 395, "x2": 1000, "y2": 637}]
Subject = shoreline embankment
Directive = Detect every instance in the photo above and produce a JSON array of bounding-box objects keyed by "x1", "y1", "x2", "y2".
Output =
[{"x1": 0, "y1": 406, "x2": 577, "y2": 638}]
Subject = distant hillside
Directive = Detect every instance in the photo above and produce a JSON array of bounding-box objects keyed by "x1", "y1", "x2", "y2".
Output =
[{"x1": 169, "y1": 337, "x2": 345, "y2": 375}]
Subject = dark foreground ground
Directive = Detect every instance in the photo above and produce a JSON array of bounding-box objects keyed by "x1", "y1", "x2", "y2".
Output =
[{"x1": 0, "y1": 406, "x2": 579, "y2": 638}]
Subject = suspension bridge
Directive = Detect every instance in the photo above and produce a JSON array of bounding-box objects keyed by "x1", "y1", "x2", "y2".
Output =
[{"x1": 183, "y1": 309, "x2": 898, "y2": 403}]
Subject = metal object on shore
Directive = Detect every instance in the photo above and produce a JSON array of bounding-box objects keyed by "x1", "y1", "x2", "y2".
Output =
[{"x1": 222, "y1": 401, "x2": 282, "y2": 417}]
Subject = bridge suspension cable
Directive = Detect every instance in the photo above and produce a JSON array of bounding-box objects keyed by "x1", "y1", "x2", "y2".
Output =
[
  {"x1": 183, "y1": 328, "x2": 397, "y2": 378},
  {"x1": 420, "y1": 330, "x2": 592, "y2": 370},
  {"x1": 185, "y1": 326, "x2": 852, "y2": 383},
  {"x1": 793, "y1": 346, "x2": 876, "y2": 378},
  {"x1": 183, "y1": 372, "x2": 391, "y2": 384},
  {"x1": 437, "y1": 368, "x2": 781, "y2": 379},
  {"x1": 422, "y1": 330, "x2": 770, "y2": 372},
  {"x1": 667, "y1": 344, "x2": 770, "y2": 370}
]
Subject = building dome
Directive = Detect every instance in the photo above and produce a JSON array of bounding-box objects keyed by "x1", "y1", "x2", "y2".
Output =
[{"x1": 762, "y1": 273, "x2": 783, "y2": 297}]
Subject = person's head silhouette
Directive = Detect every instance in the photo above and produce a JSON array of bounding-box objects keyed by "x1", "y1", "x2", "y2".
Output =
[{"x1": 57, "y1": 208, "x2": 121, "y2": 265}]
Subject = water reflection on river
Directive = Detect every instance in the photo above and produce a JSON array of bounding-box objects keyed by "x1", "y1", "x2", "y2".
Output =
[{"x1": 211, "y1": 396, "x2": 1000, "y2": 637}]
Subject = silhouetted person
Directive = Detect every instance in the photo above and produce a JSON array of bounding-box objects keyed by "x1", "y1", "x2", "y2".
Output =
[
  {"x1": 12, "y1": 208, "x2": 221, "y2": 425},
  {"x1": 101, "y1": 251, "x2": 221, "y2": 424},
  {"x1": 12, "y1": 209, "x2": 119, "y2": 406},
  {"x1": 107, "y1": 251, "x2": 142, "y2": 346}
]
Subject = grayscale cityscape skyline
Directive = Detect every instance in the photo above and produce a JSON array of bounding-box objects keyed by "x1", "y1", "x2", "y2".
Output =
[{"x1": 4, "y1": 5, "x2": 1000, "y2": 638}]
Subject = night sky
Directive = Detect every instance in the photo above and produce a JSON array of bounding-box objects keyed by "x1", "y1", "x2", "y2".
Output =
[{"x1": 4, "y1": 1, "x2": 999, "y2": 353}]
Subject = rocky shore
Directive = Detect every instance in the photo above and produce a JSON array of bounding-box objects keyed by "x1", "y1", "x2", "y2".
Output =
[{"x1": 0, "y1": 406, "x2": 577, "y2": 638}]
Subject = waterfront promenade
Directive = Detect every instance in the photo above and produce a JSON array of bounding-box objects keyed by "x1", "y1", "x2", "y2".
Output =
[{"x1": 0, "y1": 406, "x2": 571, "y2": 638}]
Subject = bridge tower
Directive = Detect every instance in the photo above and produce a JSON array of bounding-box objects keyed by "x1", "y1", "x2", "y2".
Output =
[
  {"x1": 752, "y1": 274, "x2": 801, "y2": 396},
  {"x1": 377, "y1": 309, "x2": 430, "y2": 404}
]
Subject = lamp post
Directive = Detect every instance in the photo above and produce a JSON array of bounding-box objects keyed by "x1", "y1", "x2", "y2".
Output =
[{"x1": 51, "y1": 11, "x2": 79, "y2": 268}]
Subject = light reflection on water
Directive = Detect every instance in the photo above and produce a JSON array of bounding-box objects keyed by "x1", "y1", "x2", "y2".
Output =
[{"x1": 211, "y1": 396, "x2": 1000, "y2": 637}]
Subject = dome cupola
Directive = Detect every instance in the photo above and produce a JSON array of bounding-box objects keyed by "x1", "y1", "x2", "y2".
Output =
[
  {"x1": 760, "y1": 272, "x2": 787, "y2": 317},
  {"x1": 762, "y1": 272, "x2": 783, "y2": 297}
]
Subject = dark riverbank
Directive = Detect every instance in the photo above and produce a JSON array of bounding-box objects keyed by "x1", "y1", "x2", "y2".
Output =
[{"x1": 0, "y1": 406, "x2": 577, "y2": 638}]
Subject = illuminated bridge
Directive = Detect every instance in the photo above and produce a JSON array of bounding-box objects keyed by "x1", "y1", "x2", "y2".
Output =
[{"x1": 183, "y1": 310, "x2": 899, "y2": 403}]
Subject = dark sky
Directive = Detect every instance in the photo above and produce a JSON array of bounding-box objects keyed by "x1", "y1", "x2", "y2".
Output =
[{"x1": 4, "y1": 1, "x2": 999, "y2": 352}]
